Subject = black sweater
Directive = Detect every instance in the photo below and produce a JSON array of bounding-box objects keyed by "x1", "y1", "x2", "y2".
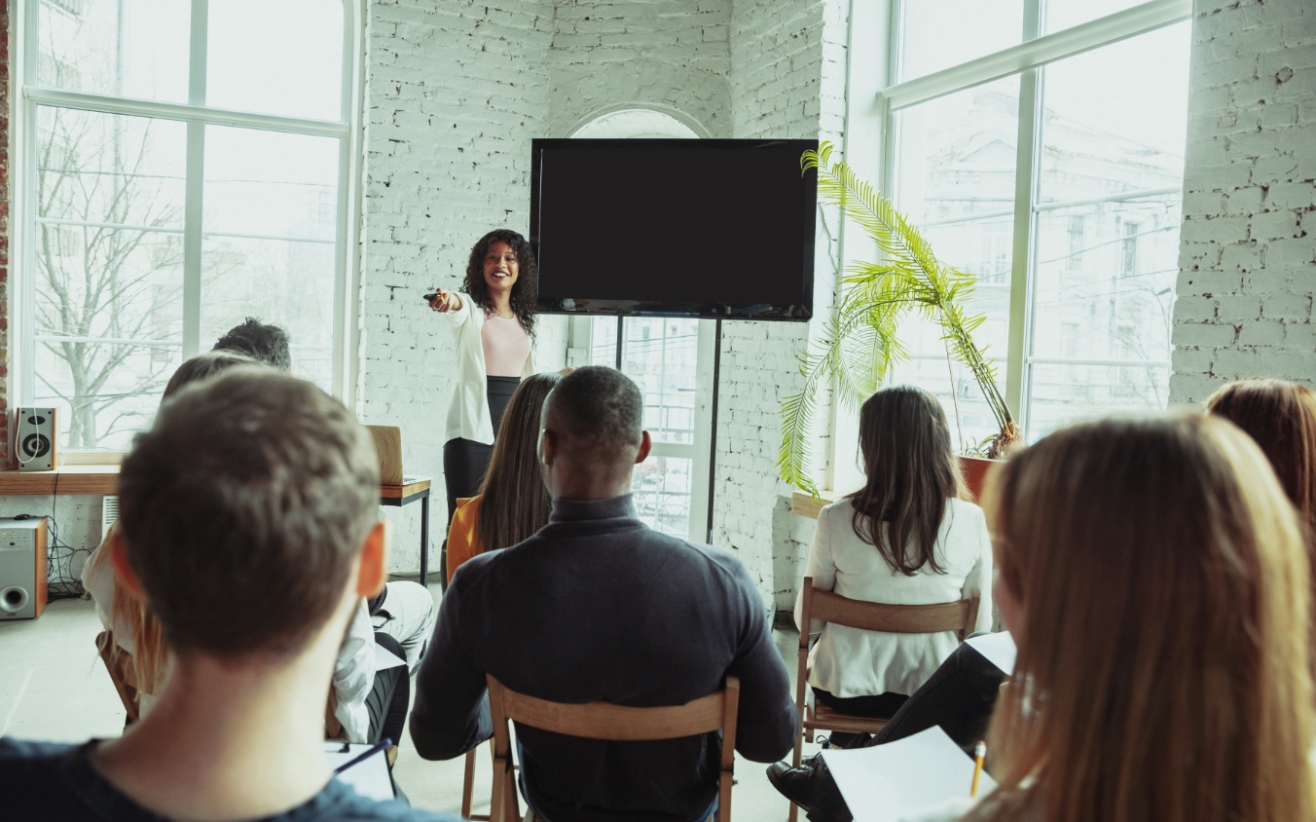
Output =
[{"x1": 410, "y1": 494, "x2": 797, "y2": 822}]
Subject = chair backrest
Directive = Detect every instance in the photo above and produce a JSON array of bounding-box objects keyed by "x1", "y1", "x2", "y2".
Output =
[
  {"x1": 800, "y1": 578, "x2": 981, "y2": 639},
  {"x1": 95, "y1": 631, "x2": 140, "y2": 723},
  {"x1": 486, "y1": 675, "x2": 740, "y2": 822}
]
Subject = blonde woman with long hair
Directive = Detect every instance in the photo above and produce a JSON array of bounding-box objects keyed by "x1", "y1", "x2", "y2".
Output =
[{"x1": 930, "y1": 415, "x2": 1316, "y2": 822}]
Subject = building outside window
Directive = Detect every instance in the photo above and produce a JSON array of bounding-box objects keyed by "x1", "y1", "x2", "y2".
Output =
[
  {"x1": 877, "y1": 0, "x2": 1189, "y2": 457},
  {"x1": 19, "y1": 0, "x2": 358, "y2": 451}
]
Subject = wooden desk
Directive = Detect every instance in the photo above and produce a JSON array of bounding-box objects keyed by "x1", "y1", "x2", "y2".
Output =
[{"x1": 0, "y1": 468, "x2": 437, "y2": 587}]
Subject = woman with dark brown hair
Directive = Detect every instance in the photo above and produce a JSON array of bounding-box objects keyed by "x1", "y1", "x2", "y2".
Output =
[
  {"x1": 1206, "y1": 377, "x2": 1316, "y2": 535},
  {"x1": 445, "y1": 372, "x2": 560, "y2": 579},
  {"x1": 428, "y1": 229, "x2": 540, "y2": 532},
  {"x1": 795, "y1": 385, "x2": 993, "y2": 747},
  {"x1": 941, "y1": 414, "x2": 1316, "y2": 822}
]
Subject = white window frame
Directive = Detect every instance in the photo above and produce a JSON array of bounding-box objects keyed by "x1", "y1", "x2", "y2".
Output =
[
  {"x1": 11, "y1": 0, "x2": 366, "y2": 460},
  {"x1": 880, "y1": 0, "x2": 1189, "y2": 434}
]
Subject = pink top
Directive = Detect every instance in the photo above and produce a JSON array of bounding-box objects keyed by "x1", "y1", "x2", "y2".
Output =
[{"x1": 481, "y1": 313, "x2": 530, "y2": 377}]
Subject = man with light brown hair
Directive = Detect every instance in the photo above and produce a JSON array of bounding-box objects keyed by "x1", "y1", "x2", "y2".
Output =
[{"x1": 1, "y1": 371, "x2": 457, "y2": 822}]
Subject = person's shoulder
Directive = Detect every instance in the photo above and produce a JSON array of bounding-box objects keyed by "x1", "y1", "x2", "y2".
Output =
[
  {"x1": 0, "y1": 736, "x2": 78, "y2": 765},
  {"x1": 945, "y1": 497, "x2": 988, "y2": 527},
  {"x1": 818, "y1": 495, "x2": 859, "y2": 524}
]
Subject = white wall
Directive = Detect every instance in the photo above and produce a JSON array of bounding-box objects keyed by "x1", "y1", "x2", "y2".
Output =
[
  {"x1": 357, "y1": 0, "x2": 851, "y2": 602},
  {"x1": 360, "y1": 0, "x2": 565, "y2": 573},
  {"x1": 1171, "y1": 0, "x2": 1316, "y2": 402},
  {"x1": 547, "y1": 0, "x2": 732, "y2": 138},
  {"x1": 720, "y1": 0, "x2": 849, "y2": 611}
]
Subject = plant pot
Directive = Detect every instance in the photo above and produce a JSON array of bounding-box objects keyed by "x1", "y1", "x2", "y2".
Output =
[{"x1": 958, "y1": 455, "x2": 1004, "y2": 503}]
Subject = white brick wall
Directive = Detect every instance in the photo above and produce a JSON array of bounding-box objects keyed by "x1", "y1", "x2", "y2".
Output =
[
  {"x1": 722, "y1": 0, "x2": 848, "y2": 611},
  {"x1": 547, "y1": 0, "x2": 732, "y2": 137},
  {"x1": 358, "y1": 0, "x2": 850, "y2": 590},
  {"x1": 1171, "y1": 0, "x2": 1316, "y2": 402},
  {"x1": 361, "y1": 0, "x2": 563, "y2": 574}
]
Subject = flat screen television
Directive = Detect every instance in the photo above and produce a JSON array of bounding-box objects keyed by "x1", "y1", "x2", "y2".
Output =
[{"x1": 530, "y1": 139, "x2": 818, "y2": 321}]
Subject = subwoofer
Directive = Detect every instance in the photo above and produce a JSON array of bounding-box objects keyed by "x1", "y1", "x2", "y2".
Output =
[{"x1": 0, "y1": 518, "x2": 49, "y2": 620}]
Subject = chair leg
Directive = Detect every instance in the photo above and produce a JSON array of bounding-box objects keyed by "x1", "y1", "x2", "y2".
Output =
[{"x1": 461, "y1": 748, "x2": 476, "y2": 818}]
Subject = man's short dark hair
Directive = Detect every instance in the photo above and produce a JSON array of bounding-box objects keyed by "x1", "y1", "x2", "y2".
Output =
[
  {"x1": 545, "y1": 366, "x2": 643, "y2": 456},
  {"x1": 118, "y1": 372, "x2": 379, "y2": 657},
  {"x1": 163, "y1": 350, "x2": 264, "y2": 399},
  {"x1": 213, "y1": 318, "x2": 292, "y2": 372}
]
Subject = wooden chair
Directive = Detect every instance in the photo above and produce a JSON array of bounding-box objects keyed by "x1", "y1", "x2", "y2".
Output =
[
  {"x1": 485, "y1": 674, "x2": 740, "y2": 822},
  {"x1": 95, "y1": 631, "x2": 140, "y2": 723},
  {"x1": 460, "y1": 742, "x2": 495, "y2": 820},
  {"x1": 788, "y1": 580, "x2": 981, "y2": 822}
]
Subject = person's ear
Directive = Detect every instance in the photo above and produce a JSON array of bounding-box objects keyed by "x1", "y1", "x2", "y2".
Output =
[
  {"x1": 108, "y1": 530, "x2": 147, "y2": 602},
  {"x1": 539, "y1": 428, "x2": 558, "y2": 466},
  {"x1": 636, "y1": 430, "x2": 652, "y2": 465},
  {"x1": 356, "y1": 521, "x2": 389, "y2": 598}
]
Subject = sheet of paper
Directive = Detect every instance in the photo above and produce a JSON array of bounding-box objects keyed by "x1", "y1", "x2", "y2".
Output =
[
  {"x1": 965, "y1": 631, "x2": 1016, "y2": 676},
  {"x1": 821, "y1": 726, "x2": 997, "y2": 822},
  {"x1": 374, "y1": 643, "x2": 407, "y2": 670},
  {"x1": 324, "y1": 742, "x2": 394, "y2": 801}
]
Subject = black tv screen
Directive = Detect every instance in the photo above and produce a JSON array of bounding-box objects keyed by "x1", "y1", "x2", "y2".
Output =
[{"x1": 530, "y1": 139, "x2": 817, "y2": 321}]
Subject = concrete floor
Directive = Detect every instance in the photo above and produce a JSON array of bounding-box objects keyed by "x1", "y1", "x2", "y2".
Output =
[{"x1": 0, "y1": 585, "x2": 822, "y2": 821}]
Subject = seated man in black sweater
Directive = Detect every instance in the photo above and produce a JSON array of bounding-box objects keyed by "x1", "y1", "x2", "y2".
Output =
[
  {"x1": 0, "y1": 372, "x2": 455, "y2": 822},
  {"x1": 410, "y1": 366, "x2": 798, "y2": 822}
]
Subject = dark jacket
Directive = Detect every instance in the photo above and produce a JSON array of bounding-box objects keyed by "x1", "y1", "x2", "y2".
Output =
[{"x1": 410, "y1": 494, "x2": 797, "y2": 822}]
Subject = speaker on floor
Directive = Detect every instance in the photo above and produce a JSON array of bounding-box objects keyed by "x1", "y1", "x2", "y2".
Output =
[
  {"x1": 0, "y1": 517, "x2": 49, "y2": 620},
  {"x1": 15, "y1": 407, "x2": 58, "y2": 472}
]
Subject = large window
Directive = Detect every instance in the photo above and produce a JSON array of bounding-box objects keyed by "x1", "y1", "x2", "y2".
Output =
[
  {"x1": 19, "y1": 0, "x2": 357, "y2": 451},
  {"x1": 875, "y1": 0, "x2": 1190, "y2": 456},
  {"x1": 590, "y1": 317, "x2": 715, "y2": 543}
]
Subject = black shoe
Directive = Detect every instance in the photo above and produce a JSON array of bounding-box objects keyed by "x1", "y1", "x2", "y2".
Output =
[{"x1": 766, "y1": 761, "x2": 819, "y2": 813}]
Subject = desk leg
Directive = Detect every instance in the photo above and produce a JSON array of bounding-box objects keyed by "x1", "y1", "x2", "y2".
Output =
[{"x1": 419, "y1": 492, "x2": 430, "y2": 588}]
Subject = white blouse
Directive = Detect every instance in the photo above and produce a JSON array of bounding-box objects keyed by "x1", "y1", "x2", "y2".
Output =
[
  {"x1": 442, "y1": 296, "x2": 535, "y2": 444},
  {"x1": 795, "y1": 497, "x2": 994, "y2": 698}
]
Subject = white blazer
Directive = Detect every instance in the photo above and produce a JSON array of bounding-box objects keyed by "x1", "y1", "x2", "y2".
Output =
[
  {"x1": 442, "y1": 297, "x2": 535, "y2": 445},
  {"x1": 795, "y1": 497, "x2": 994, "y2": 698}
]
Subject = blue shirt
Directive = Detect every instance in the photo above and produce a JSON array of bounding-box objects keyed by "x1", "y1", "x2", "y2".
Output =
[
  {"x1": 410, "y1": 494, "x2": 797, "y2": 822},
  {"x1": 0, "y1": 737, "x2": 460, "y2": 822}
]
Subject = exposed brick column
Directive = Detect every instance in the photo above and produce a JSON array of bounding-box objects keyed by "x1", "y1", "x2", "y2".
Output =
[
  {"x1": 1171, "y1": 0, "x2": 1316, "y2": 401},
  {"x1": 0, "y1": 0, "x2": 10, "y2": 466}
]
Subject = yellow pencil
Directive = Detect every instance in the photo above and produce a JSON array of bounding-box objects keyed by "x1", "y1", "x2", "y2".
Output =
[{"x1": 970, "y1": 741, "x2": 986, "y2": 797}]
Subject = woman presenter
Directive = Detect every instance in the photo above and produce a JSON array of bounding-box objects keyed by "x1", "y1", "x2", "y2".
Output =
[{"x1": 429, "y1": 228, "x2": 538, "y2": 528}]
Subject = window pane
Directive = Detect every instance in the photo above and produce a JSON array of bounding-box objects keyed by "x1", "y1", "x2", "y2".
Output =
[
  {"x1": 206, "y1": 0, "x2": 344, "y2": 120},
  {"x1": 1036, "y1": 22, "x2": 1191, "y2": 204},
  {"x1": 1026, "y1": 363, "x2": 1171, "y2": 439},
  {"x1": 1043, "y1": 0, "x2": 1144, "y2": 35},
  {"x1": 34, "y1": 105, "x2": 187, "y2": 450},
  {"x1": 201, "y1": 127, "x2": 338, "y2": 387},
  {"x1": 899, "y1": 0, "x2": 1023, "y2": 82},
  {"x1": 35, "y1": 228, "x2": 184, "y2": 451},
  {"x1": 36, "y1": 0, "x2": 190, "y2": 102},
  {"x1": 1025, "y1": 25, "x2": 1190, "y2": 439},
  {"x1": 590, "y1": 317, "x2": 618, "y2": 366},
  {"x1": 621, "y1": 318, "x2": 699, "y2": 446},
  {"x1": 37, "y1": 107, "x2": 187, "y2": 229},
  {"x1": 891, "y1": 79, "x2": 1019, "y2": 450},
  {"x1": 1030, "y1": 196, "x2": 1181, "y2": 360},
  {"x1": 894, "y1": 77, "x2": 1020, "y2": 224},
  {"x1": 633, "y1": 455, "x2": 694, "y2": 539}
]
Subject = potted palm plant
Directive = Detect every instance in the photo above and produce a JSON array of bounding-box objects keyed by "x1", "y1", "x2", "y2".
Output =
[{"x1": 779, "y1": 142, "x2": 1021, "y2": 500}]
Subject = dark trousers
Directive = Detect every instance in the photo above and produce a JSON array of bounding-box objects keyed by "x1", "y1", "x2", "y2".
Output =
[
  {"x1": 441, "y1": 376, "x2": 520, "y2": 586},
  {"x1": 811, "y1": 688, "x2": 908, "y2": 749},
  {"x1": 806, "y1": 640, "x2": 1008, "y2": 822},
  {"x1": 366, "y1": 632, "x2": 411, "y2": 746}
]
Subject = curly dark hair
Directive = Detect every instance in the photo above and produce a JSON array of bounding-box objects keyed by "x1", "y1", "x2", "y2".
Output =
[{"x1": 462, "y1": 229, "x2": 537, "y2": 338}]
